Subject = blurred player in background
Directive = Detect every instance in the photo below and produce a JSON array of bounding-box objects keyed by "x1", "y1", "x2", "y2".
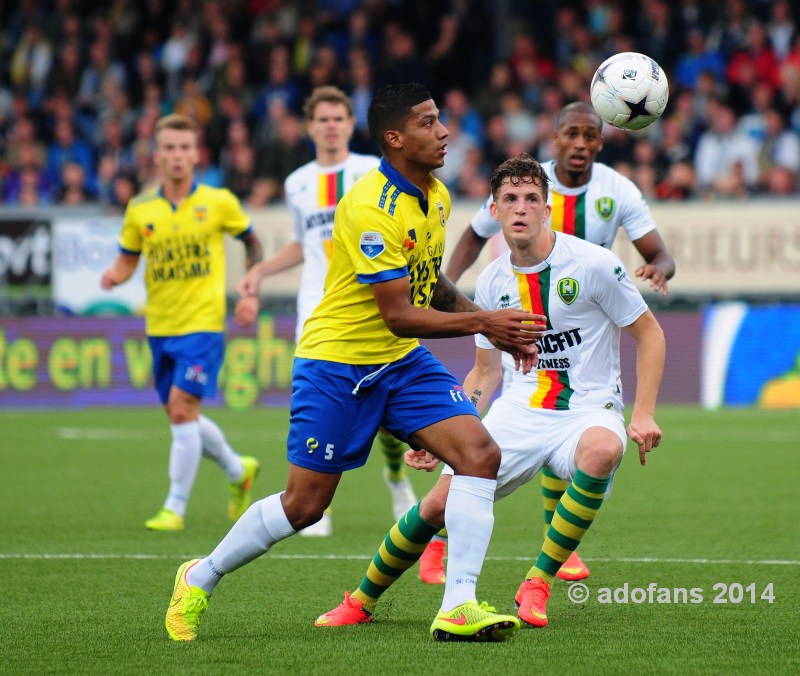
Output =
[
  {"x1": 316, "y1": 153, "x2": 665, "y2": 629},
  {"x1": 238, "y1": 86, "x2": 417, "y2": 536},
  {"x1": 415, "y1": 101, "x2": 675, "y2": 583},
  {"x1": 101, "y1": 113, "x2": 263, "y2": 531},
  {"x1": 164, "y1": 83, "x2": 544, "y2": 643}
]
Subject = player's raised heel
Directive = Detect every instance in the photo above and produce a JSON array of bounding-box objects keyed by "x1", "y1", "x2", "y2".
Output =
[
  {"x1": 228, "y1": 455, "x2": 260, "y2": 521},
  {"x1": 419, "y1": 539, "x2": 446, "y2": 584},
  {"x1": 430, "y1": 601, "x2": 519, "y2": 642},
  {"x1": 165, "y1": 559, "x2": 209, "y2": 641},
  {"x1": 556, "y1": 550, "x2": 590, "y2": 581},
  {"x1": 514, "y1": 577, "x2": 551, "y2": 628}
]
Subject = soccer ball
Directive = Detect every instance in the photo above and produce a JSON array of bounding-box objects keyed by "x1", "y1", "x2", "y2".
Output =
[{"x1": 590, "y1": 52, "x2": 669, "y2": 131}]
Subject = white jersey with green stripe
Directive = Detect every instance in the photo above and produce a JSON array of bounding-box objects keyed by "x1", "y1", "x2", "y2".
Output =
[
  {"x1": 284, "y1": 152, "x2": 380, "y2": 340},
  {"x1": 474, "y1": 233, "x2": 647, "y2": 412},
  {"x1": 470, "y1": 160, "x2": 656, "y2": 247}
]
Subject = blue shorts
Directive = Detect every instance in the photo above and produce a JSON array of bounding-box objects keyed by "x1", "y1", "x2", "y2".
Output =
[
  {"x1": 287, "y1": 346, "x2": 479, "y2": 473},
  {"x1": 148, "y1": 333, "x2": 225, "y2": 404}
]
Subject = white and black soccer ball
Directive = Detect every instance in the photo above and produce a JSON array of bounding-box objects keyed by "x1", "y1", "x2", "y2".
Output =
[{"x1": 590, "y1": 52, "x2": 669, "y2": 131}]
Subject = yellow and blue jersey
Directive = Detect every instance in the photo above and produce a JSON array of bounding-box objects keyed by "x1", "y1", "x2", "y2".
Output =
[
  {"x1": 296, "y1": 158, "x2": 451, "y2": 364},
  {"x1": 118, "y1": 182, "x2": 251, "y2": 336}
]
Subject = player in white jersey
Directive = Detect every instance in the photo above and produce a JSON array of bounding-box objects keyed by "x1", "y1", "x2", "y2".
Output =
[
  {"x1": 417, "y1": 102, "x2": 675, "y2": 582},
  {"x1": 446, "y1": 102, "x2": 675, "y2": 292},
  {"x1": 238, "y1": 86, "x2": 416, "y2": 535},
  {"x1": 318, "y1": 154, "x2": 664, "y2": 630}
]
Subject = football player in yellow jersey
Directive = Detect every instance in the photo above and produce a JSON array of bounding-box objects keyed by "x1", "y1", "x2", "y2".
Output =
[
  {"x1": 164, "y1": 83, "x2": 545, "y2": 643},
  {"x1": 101, "y1": 114, "x2": 263, "y2": 532},
  {"x1": 237, "y1": 85, "x2": 416, "y2": 536}
]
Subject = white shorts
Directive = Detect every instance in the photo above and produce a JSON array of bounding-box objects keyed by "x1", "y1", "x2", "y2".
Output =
[{"x1": 442, "y1": 397, "x2": 627, "y2": 500}]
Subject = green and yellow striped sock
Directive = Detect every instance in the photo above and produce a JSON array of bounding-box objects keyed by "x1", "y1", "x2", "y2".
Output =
[
  {"x1": 352, "y1": 502, "x2": 439, "y2": 612},
  {"x1": 541, "y1": 467, "x2": 570, "y2": 538},
  {"x1": 528, "y1": 468, "x2": 610, "y2": 585},
  {"x1": 376, "y1": 429, "x2": 406, "y2": 483}
]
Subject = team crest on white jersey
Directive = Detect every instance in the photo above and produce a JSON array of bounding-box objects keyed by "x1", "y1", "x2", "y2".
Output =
[
  {"x1": 595, "y1": 197, "x2": 615, "y2": 221},
  {"x1": 557, "y1": 278, "x2": 579, "y2": 305},
  {"x1": 360, "y1": 232, "x2": 385, "y2": 259}
]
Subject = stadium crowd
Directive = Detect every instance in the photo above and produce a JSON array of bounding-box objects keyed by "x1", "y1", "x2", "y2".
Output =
[{"x1": 1, "y1": 0, "x2": 799, "y2": 209}]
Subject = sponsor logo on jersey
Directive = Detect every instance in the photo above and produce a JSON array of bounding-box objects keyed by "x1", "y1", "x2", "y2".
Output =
[
  {"x1": 595, "y1": 197, "x2": 615, "y2": 221},
  {"x1": 614, "y1": 265, "x2": 627, "y2": 281},
  {"x1": 436, "y1": 201, "x2": 446, "y2": 227},
  {"x1": 536, "y1": 328, "x2": 582, "y2": 354},
  {"x1": 499, "y1": 294, "x2": 511, "y2": 308},
  {"x1": 449, "y1": 385, "x2": 467, "y2": 402},
  {"x1": 360, "y1": 232, "x2": 385, "y2": 259},
  {"x1": 404, "y1": 228, "x2": 417, "y2": 250},
  {"x1": 557, "y1": 278, "x2": 579, "y2": 305}
]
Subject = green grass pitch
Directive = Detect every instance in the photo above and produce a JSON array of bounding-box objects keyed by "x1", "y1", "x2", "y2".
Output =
[{"x1": 1, "y1": 406, "x2": 798, "y2": 674}]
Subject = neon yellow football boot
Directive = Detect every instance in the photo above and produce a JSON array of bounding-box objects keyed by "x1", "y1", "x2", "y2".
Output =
[
  {"x1": 430, "y1": 600, "x2": 519, "y2": 642},
  {"x1": 228, "y1": 456, "x2": 260, "y2": 521},
  {"x1": 166, "y1": 559, "x2": 209, "y2": 641},
  {"x1": 145, "y1": 508, "x2": 184, "y2": 531}
]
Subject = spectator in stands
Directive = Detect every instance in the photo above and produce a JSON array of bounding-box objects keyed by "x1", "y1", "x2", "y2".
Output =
[
  {"x1": 46, "y1": 118, "x2": 94, "y2": 183},
  {"x1": 695, "y1": 103, "x2": 760, "y2": 198},
  {"x1": 252, "y1": 111, "x2": 313, "y2": 205},
  {"x1": 473, "y1": 61, "x2": 514, "y2": 121},
  {"x1": 757, "y1": 107, "x2": 800, "y2": 190},
  {"x1": 45, "y1": 40, "x2": 83, "y2": 100},
  {"x1": 3, "y1": 141, "x2": 55, "y2": 204},
  {"x1": 441, "y1": 87, "x2": 484, "y2": 147},
  {"x1": 253, "y1": 45, "x2": 303, "y2": 122},
  {"x1": 675, "y1": 27, "x2": 727, "y2": 91},
  {"x1": 108, "y1": 172, "x2": 139, "y2": 211},
  {"x1": 56, "y1": 161, "x2": 96, "y2": 204},
  {"x1": 77, "y1": 39, "x2": 126, "y2": 116},
  {"x1": 347, "y1": 47, "x2": 374, "y2": 153},
  {"x1": 9, "y1": 24, "x2": 53, "y2": 106},
  {"x1": 767, "y1": 0, "x2": 795, "y2": 60},
  {"x1": 161, "y1": 20, "x2": 195, "y2": 101},
  {"x1": 194, "y1": 142, "x2": 224, "y2": 188},
  {"x1": 433, "y1": 117, "x2": 476, "y2": 195},
  {"x1": 656, "y1": 161, "x2": 696, "y2": 201}
]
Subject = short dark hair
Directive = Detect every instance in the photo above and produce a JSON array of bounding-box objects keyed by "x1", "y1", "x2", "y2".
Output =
[
  {"x1": 555, "y1": 101, "x2": 602, "y2": 130},
  {"x1": 490, "y1": 153, "x2": 550, "y2": 202},
  {"x1": 367, "y1": 83, "x2": 432, "y2": 152}
]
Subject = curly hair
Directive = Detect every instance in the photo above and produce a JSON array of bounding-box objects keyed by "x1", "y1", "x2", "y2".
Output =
[{"x1": 490, "y1": 153, "x2": 550, "y2": 201}]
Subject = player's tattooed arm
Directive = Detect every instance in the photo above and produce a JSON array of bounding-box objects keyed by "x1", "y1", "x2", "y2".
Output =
[
  {"x1": 469, "y1": 389, "x2": 482, "y2": 407},
  {"x1": 431, "y1": 274, "x2": 479, "y2": 313}
]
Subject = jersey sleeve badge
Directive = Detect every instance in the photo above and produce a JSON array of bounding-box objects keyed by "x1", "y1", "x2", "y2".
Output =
[{"x1": 360, "y1": 232, "x2": 385, "y2": 259}]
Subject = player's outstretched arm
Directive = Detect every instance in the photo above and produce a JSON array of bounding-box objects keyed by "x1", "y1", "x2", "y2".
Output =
[
  {"x1": 444, "y1": 225, "x2": 489, "y2": 283},
  {"x1": 100, "y1": 253, "x2": 140, "y2": 290},
  {"x1": 632, "y1": 230, "x2": 676, "y2": 297},
  {"x1": 622, "y1": 309, "x2": 665, "y2": 465},
  {"x1": 431, "y1": 274, "x2": 543, "y2": 373},
  {"x1": 371, "y1": 275, "x2": 542, "y2": 350}
]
